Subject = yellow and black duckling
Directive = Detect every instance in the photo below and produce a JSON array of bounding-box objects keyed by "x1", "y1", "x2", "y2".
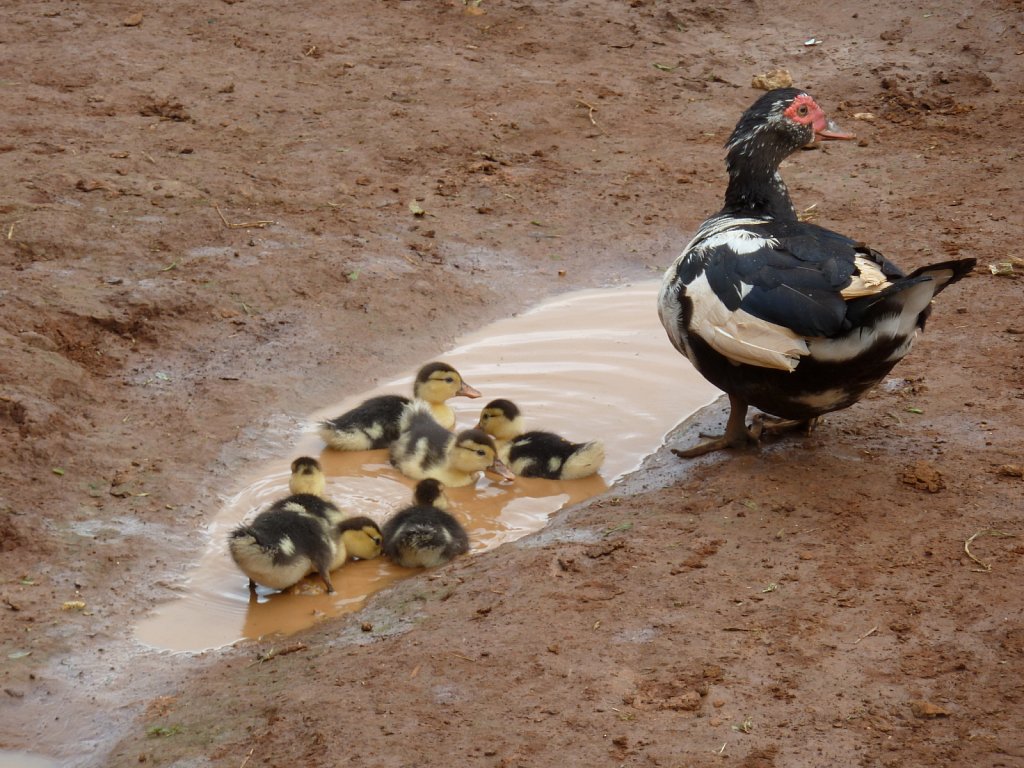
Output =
[
  {"x1": 293, "y1": 456, "x2": 384, "y2": 560},
  {"x1": 381, "y1": 478, "x2": 470, "y2": 568},
  {"x1": 228, "y1": 493, "x2": 348, "y2": 593},
  {"x1": 227, "y1": 457, "x2": 383, "y2": 593},
  {"x1": 389, "y1": 400, "x2": 515, "y2": 487},
  {"x1": 476, "y1": 398, "x2": 605, "y2": 480},
  {"x1": 288, "y1": 455, "x2": 327, "y2": 497},
  {"x1": 338, "y1": 515, "x2": 385, "y2": 561},
  {"x1": 318, "y1": 361, "x2": 481, "y2": 451},
  {"x1": 286, "y1": 456, "x2": 383, "y2": 558}
]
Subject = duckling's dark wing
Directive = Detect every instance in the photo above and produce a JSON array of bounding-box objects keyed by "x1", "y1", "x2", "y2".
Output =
[
  {"x1": 321, "y1": 395, "x2": 412, "y2": 449},
  {"x1": 392, "y1": 405, "x2": 452, "y2": 470},
  {"x1": 507, "y1": 431, "x2": 584, "y2": 479},
  {"x1": 233, "y1": 508, "x2": 333, "y2": 567},
  {"x1": 274, "y1": 494, "x2": 341, "y2": 525},
  {"x1": 382, "y1": 506, "x2": 469, "y2": 560}
]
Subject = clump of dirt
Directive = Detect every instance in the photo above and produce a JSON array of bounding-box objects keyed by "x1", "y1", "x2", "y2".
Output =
[{"x1": 901, "y1": 460, "x2": 946, "y2": 492}]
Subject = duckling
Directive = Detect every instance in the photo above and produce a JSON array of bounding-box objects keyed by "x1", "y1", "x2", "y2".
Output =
[
  {"x1": 227, "y1": 493, "x2": 349, "y2": 593},
  {"x1": 287, "y1": 456, "x2": 384, "y2": 561},
  {"x1": 389, "y1": 400, "x2": 515, "y2": 487},
  {"x1": 288, "y1": 455, "x2": 327, "y2": 497},
  {"x1": 318, "y1": 362, "x2": 481, "y2": 451},
  {"x1": 228, "y1": 458, "x2": 384, "y2": 593},
  {"x1": 339, "y1": 515, "x2": 384, "y2": 560},
  {"x1": 411, "y1": 477, "x2": 449, "y2": 509},
  {"x1": 382, "y1": 479, "x2": 469, "y2": 568},
  {"x1": 476, "y1": 399, "x2": 605, "y2": 480}
]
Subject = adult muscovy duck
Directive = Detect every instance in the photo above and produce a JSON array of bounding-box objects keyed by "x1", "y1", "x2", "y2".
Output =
[{"x1": 658, "y1": 88, "x2": 975, "y2": 457}]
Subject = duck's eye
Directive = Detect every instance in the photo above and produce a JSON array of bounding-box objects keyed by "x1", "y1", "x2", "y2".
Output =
[
  {"x1": 796, "y1": 104, "x2": 809, "y2": 117},
  {"x1": 445, "y1": 376, "x2": 455, "y2": 383},
  {"x1": 476, "y1": 449, "x2": 486, "y2": 457}
]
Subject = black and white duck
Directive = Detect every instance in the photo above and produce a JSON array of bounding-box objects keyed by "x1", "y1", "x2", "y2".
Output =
[
  {"x1": 475, "y1": 398, "x2": 605, "y2": 480},
  {"x1": 657, "y1": 88, "x2": 975, "y2": 457},
  {"x1": 389, "y1": 400, "x2": 515, "y2": 487},
  {"x1": 318, "y1": 361, "x2": 481, "y2": 451},
  {"x1": 381, "y1": 478, "x2": 470, "y2": 568}
]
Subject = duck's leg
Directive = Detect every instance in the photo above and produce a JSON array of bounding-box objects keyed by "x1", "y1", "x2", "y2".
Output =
[
  {"x1": 313, "y1": 554, "x2": 336, "y2": 594},
  {"x1": 672, "y1": 394, "x2": 755, "y2": 458},
  {"x1": 316, "y1": 570, "x2": 336, "y2": 594}
]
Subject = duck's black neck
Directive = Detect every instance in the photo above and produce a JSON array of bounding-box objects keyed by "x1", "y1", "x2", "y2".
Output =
[{"x1": 722, "y1": 133, "x2": 800, "y2": 222}]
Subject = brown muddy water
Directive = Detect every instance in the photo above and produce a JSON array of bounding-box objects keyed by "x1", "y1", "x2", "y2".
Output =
[
  {"x1": 0, "y1": 752, "x2": 60, "y2": 768},
  {"x1": 134, "y1": 281, "x2": 719, "y2": 652}
]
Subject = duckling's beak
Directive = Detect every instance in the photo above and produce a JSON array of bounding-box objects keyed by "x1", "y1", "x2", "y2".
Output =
[
  {"x1": 458, "y1": 382, "x2": 482, "y2": 399},
  {"x1": 487, "y1": 458, "x2": 516, "y2": 481}
]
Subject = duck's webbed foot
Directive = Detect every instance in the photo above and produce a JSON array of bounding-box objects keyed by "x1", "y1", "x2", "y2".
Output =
[
  {"x1": 749, "y1": 414, "x2": 818, "y2": 441},
  {"x1": 672, "y1": 395, "x2": 756, "y2": 458}
]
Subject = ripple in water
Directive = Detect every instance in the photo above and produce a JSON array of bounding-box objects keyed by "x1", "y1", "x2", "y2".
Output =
[{"x1": 134, "y1": 281, "x2": 718, "y2": 651}]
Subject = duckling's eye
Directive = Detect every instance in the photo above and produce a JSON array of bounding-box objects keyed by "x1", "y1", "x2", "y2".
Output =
[
  {"x1": 445, "y1": 376, "x2": 455, "y2": 383},
  {"x1": 476, "y1": 449, "x2": 486, "y2": 457}
]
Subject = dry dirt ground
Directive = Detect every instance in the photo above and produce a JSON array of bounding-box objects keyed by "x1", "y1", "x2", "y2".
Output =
[{"x1": 2, "y1": 0, "x2": 1023, "y2": 766}]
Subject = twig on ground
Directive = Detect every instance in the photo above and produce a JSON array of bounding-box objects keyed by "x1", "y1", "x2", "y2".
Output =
[
  {"x1": 247, "y1": 642, "x2": 307, "y2": 667},
  {"x1": 964, "y1": 529, "x2": 1017, "y2": 573},
  {"x1": 574, "y1": 99, "x2": 606, "y2": 134},
  {"x1": 852, "y1": 625, "x2": 878, "y2": 644},
  {"x1": 214, "y1": 203, "x2": 274, "y2": 229}
]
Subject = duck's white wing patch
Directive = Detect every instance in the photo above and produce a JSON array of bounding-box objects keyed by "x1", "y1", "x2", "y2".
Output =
[
  {"x1": 688, "y1": 273, "x2": 809, "y2": 371},
  {"x1": 840, "y1": 255, "x2": 891, "y2": 298},
  {"x1": 700, "y1": 229, "x2": 778, "y2": 255}
]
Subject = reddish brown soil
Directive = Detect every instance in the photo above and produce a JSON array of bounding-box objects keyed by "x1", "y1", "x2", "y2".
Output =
[{"x1": 2, "y1": 1, "x2": 1022, "y2": 766}]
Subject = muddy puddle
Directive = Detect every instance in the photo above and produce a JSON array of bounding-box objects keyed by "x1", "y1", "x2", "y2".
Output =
[
  {"x1": 0, "y1": 753, "x2": 60, "y2": 768},
  {"x1": 134, "y1": 281, "x2": 719, "y2": 652}
]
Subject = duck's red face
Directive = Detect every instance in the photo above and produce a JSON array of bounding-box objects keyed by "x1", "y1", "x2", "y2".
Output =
[{"x1": 784, "y1": 93, "x2": 855, "y2": 141}]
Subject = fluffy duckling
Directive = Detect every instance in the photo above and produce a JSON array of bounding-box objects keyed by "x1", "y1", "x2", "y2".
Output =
[
  {"x1": 227, "y1": 458, "x2": 383, "y2": 593},
  {"x1": 339, "y1": 515, "x2": 384, "y2": 560},
  {"x1": 389, "y1": 400, "x2": 515, "y2": 487},
  {"x1": 476, "y1": 399, "x2": 605, "y2": 480},
  {"x1": 382, "y1": 479, "x2": 470, "y2": 568},
  {"x1": 228, "y1": 493, "x2": 348, "y2": 593},
  {"x1": 290, "y1": 456, "x2": 384, "y2": 560},
  {"x1": 318, "y1": 362, "x2": 481, "y2": 451},
  {"x1": 288, "y1": 455, "x2": 327, "y2": 497}
]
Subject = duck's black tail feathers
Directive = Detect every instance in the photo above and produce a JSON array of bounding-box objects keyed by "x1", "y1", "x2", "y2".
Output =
[{"x1": 845, "y1": 257, "x2": 975, "y2": 329}]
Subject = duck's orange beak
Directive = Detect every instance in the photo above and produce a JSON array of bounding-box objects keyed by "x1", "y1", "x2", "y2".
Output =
[{"x1": 487, "y1": 458, "x2": 515, "y2": 481}]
